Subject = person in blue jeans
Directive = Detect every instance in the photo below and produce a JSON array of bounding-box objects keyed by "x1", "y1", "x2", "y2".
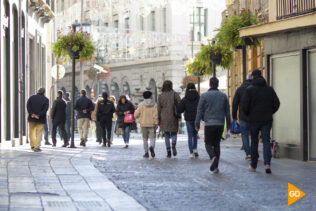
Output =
[
  {"x1": 178, "y1": 83, "x2": 200, "y2": 158},
  {"x1": 241, "y1": 70, "x2": 280, "y2": 174},
  {"x1": 232, "y1": 74, "x2": 252, "y2": 160},
  {"x1": 116, "y1": 95, "x2": 135, "y2": 148}
]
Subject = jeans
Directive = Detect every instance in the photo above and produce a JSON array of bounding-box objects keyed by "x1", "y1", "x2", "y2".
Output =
[
  {"x1": 123, "y1": 125, "x2": 131, "y2": 144},
  {"x1": 110, "y1": 121, "x2": 116, "y2": 142},
  {"x1": 239, "y1": 120, "x2": 251, "y2": 156},
  {"x1": 100, "y1": 119, "x2": 112, "y2": 144},
  {"x1": 186, "y1": 121, "x2": 198, "y2": 153},
  {"x1": 249, "y1": 122, "x2": 272, "y2": 168},
  {"x1": 44, "y1": 121, "x2": 49, "y2": 142},
  {"x1": 164, "y1": 132, "x2": 177, "y2": 149},
  {"x1": 204, "y1": 125, "x2": 224, "y2": 169}
]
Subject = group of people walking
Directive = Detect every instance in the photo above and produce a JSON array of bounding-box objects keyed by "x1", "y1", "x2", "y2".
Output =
[{"x1": 27, "y1": 68, "x2": 279, "y2": 174}]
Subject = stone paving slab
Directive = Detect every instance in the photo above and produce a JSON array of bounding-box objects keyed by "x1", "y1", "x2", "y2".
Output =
[{"x1": 0, "y1": 138, "x2": 146, "y2": 211}]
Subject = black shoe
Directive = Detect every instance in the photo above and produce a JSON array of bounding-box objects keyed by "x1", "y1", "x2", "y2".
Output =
[
  {"x1": 172, "y1": 144, "x2": 177, "y2": 156},
  {"x1": 62, "y1": 142, "x2": 69, "y2": 147},
  {"x1": 107, "y1": 140, "x2": 111, "y2": 148},
  {"x1": 80, "y1": 139, "x2": 84, "y2": 146},
  {"x1": 210, "y1": 157, "x2": 219, "y2": 172},
  {"x1": 82, "y1": 141, "x2": 86, "y2": 147},
  {"x1": 34, "y1": 148, "x2": 42, "y2": 152},
  {"x1": 45, "y1": 142, "x2": 52, "y2": 145},
  {"x1": 52, "y1": 144, "x2": 56, "y2": 147},
  {"x1": 123, "y1": 145, "x2": 128, "y2": 149},
  {"x1": 194, "y1": 149, "x2": 199, "y2": 157},
  {"x1": 102, "y1": 143, "x2": 107, "y2": 147},
  {"x1": 149, "y1": 147, "x2": 155, "y2": 158},
  {"x1": 265, "y1": 165, "x2": 272, "y2": 174},
  {"x1": 167, "y1": 148, "x2": 171, "y2": 158},
  {"x1": 143, "y1": 152, "x2": 149, "y2": 158}
]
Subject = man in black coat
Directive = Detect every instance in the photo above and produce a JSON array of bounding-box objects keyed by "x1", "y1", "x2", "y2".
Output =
[
  {"x1": 51, "y1": 90, "x2": 69, "y2": 147},
  {"x1": 27, "y1": 88, "x2": 49, "y2": 152},
  {"x1": 241, "y1": 69, "x2": 280, "y2": 174},
  {"x1": 232, "y1": 73, "x2": 252, "y2": 160},
  {"x1": 97, "y1": 92, "x2": 115, "y2": 147},
  {"x1": 75, "y1": 90, "x2": 94, "y2": 146}
]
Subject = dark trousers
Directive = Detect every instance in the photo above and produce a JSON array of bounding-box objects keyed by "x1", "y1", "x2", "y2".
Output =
[
  {"x1": 250, "y1": 122, "x2": 272, "y2": 169},
  {"x1": 65, "y1": 119, "x2": 71, "y2": 140},
  {"x1": 100, "y1": 119, "x2": 112, "y2": 144},
  {"x1": 204, "y1": 125, "x2": 224, "y2": 168},
  {"x1": 96, "y1": 121, "x2": 102, "y2": 143},
  {"x1": 52, "y1": 120, "x2": 68, "y2": 145}
]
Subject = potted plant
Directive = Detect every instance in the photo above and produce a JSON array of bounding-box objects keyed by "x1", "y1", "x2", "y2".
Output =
[
  {"x1": 215, "y1": 9, "x2": 261, "y2": 49},
  {"x1": 53, "y1": 31, "x2": 95, "y2": 60}
]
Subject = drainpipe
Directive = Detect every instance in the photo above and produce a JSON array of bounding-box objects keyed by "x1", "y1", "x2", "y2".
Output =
[{"x1": 18, "y1": 0, "x2": 23, "y2": 145}]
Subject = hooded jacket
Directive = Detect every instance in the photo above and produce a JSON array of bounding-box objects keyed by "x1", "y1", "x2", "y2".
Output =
[
  {"x1": 134, "y1": 99, "x2": 158, "y2": 127},
  {"x1": 177, "y1": 90, "x2": 200, "y2": 121},
  {"x1": 232, "y1": 79, "x2": 252, "y2": 121},
  {"x1": 241, "y1": 76, "x2": 280, "y2": 123}
]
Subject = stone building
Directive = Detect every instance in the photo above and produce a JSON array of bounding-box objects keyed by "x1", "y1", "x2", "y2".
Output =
[
  {"x1": 54, "y1": 0, "x2": 225, "y2": 103},
  {"x1": 240, "y1": 0, "x2": 316, "y2": 161},
  {"x1": 0, "y1": 0, "x2": 55, "y2": 145}
]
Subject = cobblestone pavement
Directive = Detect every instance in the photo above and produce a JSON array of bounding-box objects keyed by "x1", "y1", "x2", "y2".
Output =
[
  {"x1": 0, "y1": 138, "x2": 145, "y2": 211},
  {"x1": 92, "y1": 134, "x2": 316, "y2": 211}
]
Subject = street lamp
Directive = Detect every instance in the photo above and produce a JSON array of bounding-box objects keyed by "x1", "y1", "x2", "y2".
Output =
[{"x1": 69, "y1": 20, "x2": 82, "y2": 148}]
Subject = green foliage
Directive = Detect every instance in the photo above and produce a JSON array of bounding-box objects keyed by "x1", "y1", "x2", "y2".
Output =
[
  {"x1": 52, "y1": 32, "x2": 95, "y2": 61},
  {"x1": 186, "y1": 42, "x2": 233, "y2": 76},
  {"x1": 215, "y1": 9, "x2": 261, "y2": 48}
]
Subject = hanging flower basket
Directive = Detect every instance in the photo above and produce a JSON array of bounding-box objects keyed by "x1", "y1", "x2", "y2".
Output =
[
  {"x1": 53, "y1": 31, "x2": 95, "y2": 61},
  {"x1": 182, "y1": 75, "x2": 199, "y2": 87},
  {"x1": 87, "y1": 65, "x2": 111, "y2": 81},
  {"x1": 210, "y1": 54, "x2": 222, "y2": 65}
]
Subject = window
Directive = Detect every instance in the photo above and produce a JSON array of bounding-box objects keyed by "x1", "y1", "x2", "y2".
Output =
[
  {"x1": 190, "y1": 7, "x2": 205, "y2": 41},
  {"x1": 151, "y1": 11, "x2": 155, "y2": 31},
  {"x1": 105, "y1": 22, "x2": 108, "y2": 27},
  {"x1": 114, "y1": 20, "x2": 119, "y2": 29},
  {"x1": 163, "y1": 8, "x2": 167, "y2": 33},
  {"x1": 61, "y1": 0, "x2": 64, "y2": 11},
  {"x1": 125, "y1": 17, "x2": 130, "y2": 31},
  {"x1": 204, "y1": 9, "x2": 208, "y2": 37}
]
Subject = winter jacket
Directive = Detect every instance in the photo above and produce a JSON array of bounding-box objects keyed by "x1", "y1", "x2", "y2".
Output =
[
  {"x1": 64, "y1": 97, "x2": 71, "y2": 121},
  {"x1": 241, "y1": 76, "x2": 280, "y2": 124},
  {"x1": 177, "y1": 90, "x2": 200, "y2": 121},
  {"x1": 51, "y1": 97, "x2": 67, "y2": 123},
  {"x1": 232, "y1": 79, "x2": 252, "y2": 122},
  {"x1": 195, "y1": 88, "x2": 231, "y2": 129},
  {"x1": 27, "y1": 93, "x2": 49, "y2": 124},
  {"x1": 96, "y1": 99, "x2": 115, "y2": 122},
  {"x1": 134, "y1": 99, "x2": 158, "y2": 127},
  {"x1": 157, "y1": 91, "x2": 181, "y2": 132},
  {"x1": 116, "y1": 101, "x2": 135, "y2": 128},
  {"x1": 75, "y1": 96, "x2": 94, "y2": 119}
]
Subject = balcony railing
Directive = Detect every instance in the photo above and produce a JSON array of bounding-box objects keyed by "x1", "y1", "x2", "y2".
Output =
[{"x1": 277, "y1": 0, "x2": 316, "y2": 20}]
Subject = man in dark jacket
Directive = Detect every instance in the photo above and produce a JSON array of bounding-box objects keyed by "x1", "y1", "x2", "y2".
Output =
[
  {"x1": 64, "y1": 92, "x2": 71, "y2": 140},
  {"x1": 97, "y1": 92, "x2": 115, "y2": 147},
  {"x1": 195, "y1": 77, "x2": 231, "y2": 174},
  {"x1": 241, "y1": 69, "x2": 280, "y2": 174},
  {"x1": 75, "y1": 90, "x2": 94, "y2": 146},
  {"x1": 232, "y1": 73, "x2": 252, "y2": 160},
  {"x1": 27, "y1": 88, "x2": 49, "y2": 152},
  {"x1": 51, "y1": 90, "x2": 69, "y2": 147}
]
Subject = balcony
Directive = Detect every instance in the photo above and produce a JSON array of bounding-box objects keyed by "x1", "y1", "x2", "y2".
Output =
[
  {"x1": 277, "y1": 0, "x2": 316, "y2": 20},
  {"x1": 29, "y1": 0, "x2": 55, "y2": 23}
]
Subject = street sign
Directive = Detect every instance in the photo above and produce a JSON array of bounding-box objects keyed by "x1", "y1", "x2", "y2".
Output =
[{"x1": 51, "y1": 64, "x2": 66, "y2": 80}]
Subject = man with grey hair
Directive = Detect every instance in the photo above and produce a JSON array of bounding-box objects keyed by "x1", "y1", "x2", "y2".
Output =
[
  {"x1": 232, "y1": 73, "x2": 253, "y2": 161},
  {"x1": 27, "y1": 88, "x2": 49, "y2": 152}
]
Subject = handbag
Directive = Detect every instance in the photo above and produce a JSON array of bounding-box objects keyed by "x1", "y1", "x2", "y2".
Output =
[
  {"x1": 124, "y1": 113, "x2": 135, "y2": 124},
  {"x1": 231, "y1": 120, "x2": 241, "y2": 134},
  {"x1": 173, "y1": 92, "x2": 181, "y2": 119}
]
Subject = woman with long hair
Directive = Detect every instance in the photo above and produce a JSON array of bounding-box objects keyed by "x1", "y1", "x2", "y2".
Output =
[
  {"x1": 178, "y1": 83, "x2": 200, "y2": 158},
  {"x1": 116, "y1": 95, "x2": 135, "y2": 148},
  {"x1": 157, "y1": 80, "x2": 181, "y2": 158}
]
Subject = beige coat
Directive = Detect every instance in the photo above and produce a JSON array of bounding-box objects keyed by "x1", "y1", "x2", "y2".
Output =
[{"x1": 134, "y1": 99, "x2": 158, "y2": 127}]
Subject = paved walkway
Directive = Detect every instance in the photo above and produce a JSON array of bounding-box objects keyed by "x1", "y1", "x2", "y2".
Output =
[{"x1": 0, "y1": 138, "x2": 146, "y2": 211}]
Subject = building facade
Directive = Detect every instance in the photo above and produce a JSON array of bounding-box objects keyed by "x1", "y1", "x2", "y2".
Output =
[
  {"x1": 0, "y1": 0, "x2": 54, "y2": 145},
  {"x1": 54, "y1": 0, "x2": 224, "y2": 103},
  {"x1": 240, "y1": 0, "x2": 316, "y2": 161}
]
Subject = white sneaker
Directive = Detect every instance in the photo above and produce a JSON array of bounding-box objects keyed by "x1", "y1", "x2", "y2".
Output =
[
  {"x1": 248, "y1": 165, "x2": 256, "y2": 172},
  {"x1": 189, "y1": 153, "x2": 194, "y2": 158}
]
